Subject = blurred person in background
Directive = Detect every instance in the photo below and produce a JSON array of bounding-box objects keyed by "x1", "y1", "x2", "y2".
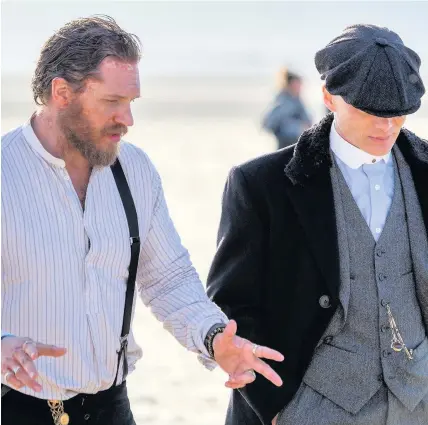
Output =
[
  {"x1": 262, "y1": 68, "x2": 312, "y2": 149},
  {"x1": 208, "y1": 24, "x2": 428, "y2": 425},
  {"x1": 1, "y1": 15, "x2": 285, "y2": 425}
]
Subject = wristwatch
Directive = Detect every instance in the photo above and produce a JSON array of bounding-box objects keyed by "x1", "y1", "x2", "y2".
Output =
[{"x1": 204, "y1": 323, "x2": 227, "y2": 359}]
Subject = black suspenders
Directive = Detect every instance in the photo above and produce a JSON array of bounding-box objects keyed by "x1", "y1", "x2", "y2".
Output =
[{"x1": 110, "y1": 159, "x2": 140, "y2": 386}]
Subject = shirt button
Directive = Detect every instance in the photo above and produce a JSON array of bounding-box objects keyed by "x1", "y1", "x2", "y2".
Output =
[
  {"x1": 375, "y1": 228, "x2": 382, "y2": 234},
  {"x1": 374, "y1": 184, "x2": 381, "y2": 191}
]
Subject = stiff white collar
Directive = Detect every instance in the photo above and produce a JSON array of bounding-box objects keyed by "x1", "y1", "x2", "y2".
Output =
[{"x1": 330, "y1": 119, "x2": 391, "y2": 169}]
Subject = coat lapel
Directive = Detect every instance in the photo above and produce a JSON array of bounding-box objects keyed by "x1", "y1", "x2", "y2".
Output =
[
  {"x1": 396, "y1": 129, "x2": 428, "y2": 233},
  {"x1": 284, "y1": 114, "x2": 341, "y2": 304},
  {"x1": 283, "y1": 115, "x2": 428, "y2": 308},
  {"x1": 394, "y1": 133, "x2": 428, "y2": 327}
]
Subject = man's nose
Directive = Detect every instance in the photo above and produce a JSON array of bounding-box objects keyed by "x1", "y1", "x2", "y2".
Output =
[{"x1": 373, "y1": 117, "x2": 394, "y2": 132}]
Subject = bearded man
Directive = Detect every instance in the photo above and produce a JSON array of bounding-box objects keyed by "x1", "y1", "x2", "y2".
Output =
[{"x1": 1, "y1": 15, "x2": 284, "y2": 425}]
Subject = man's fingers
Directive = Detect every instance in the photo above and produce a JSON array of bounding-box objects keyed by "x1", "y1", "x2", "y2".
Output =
[
  {"x1": 250, "y1": 358, "x2": 283, "y2": 387},
  {"x1": 254, "y1": 345, "x2": 284, "y2": 362},
  {"x1": 225, "y1": 370, "x2": 256, "y2": 389},
  {"x1": 4, "y1": 369, "x2": 24, "y2": 390},
  {"x1": 2, "y1": 358, "x2": 22, "y2": 376},
  {"x1": 35, "y1": 343, "x2": 67, "y2": 358},
  {"x1": 14, "y1": 367, "x2": 42, "y2": 392},
  {"x1": 2, "y1": 358, "x2": 41, "y2": 392},
  {"x1": 22, "y1": 340, "x2": 38, "y2": 360},
  {"x1": 225, "y1": 381, "x2": 246, "y2": 389},
  {"x1": 12, "y1": 349, "x2": 38, "y2": 380},
  {"x1": 222, "y1": 320, "x2": 237, "y2": 340},
  {"x1": 229, "y1": 370, "x2": 257, "y2": 386}
]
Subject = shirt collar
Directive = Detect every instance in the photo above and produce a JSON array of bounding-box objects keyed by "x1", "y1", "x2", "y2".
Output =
[
  {"x1": 22, "y1": 115, "x2": 66, "y2": 168},
  {"x1": 330, "y1": 119, "x2": 391, "y2": 169}
]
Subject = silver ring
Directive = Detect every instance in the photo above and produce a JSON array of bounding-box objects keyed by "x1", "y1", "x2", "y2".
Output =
[
  {"x1": 247, "y1": 370, "x2": 256, "y2": 380},
  {"x1": 4, "y1": 371, "x2": 13, "y2": 381},
  {"x1": 12, "y1": 366, "x2": 21, "y2": 375},
  {"x1": 252, "y1": 344, "x2": 259, "y2": 356},
  {"x1": 22, "y1": 340, "x2": 33, "y2": 350}
]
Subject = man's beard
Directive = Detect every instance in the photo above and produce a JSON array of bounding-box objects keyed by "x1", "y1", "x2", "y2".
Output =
[{"x1": 57, "y1": 101, "x2": 127, "y2": 167}]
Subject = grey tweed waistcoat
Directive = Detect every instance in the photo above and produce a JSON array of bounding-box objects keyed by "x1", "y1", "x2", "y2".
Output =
[{"x1": 300, "y1": 148, "x2": 428, "y2": 417}]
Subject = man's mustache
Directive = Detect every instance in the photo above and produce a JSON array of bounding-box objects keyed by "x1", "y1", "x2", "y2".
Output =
[{"x1": 103, "y1": 125, "x2": 128, "y2": 136}]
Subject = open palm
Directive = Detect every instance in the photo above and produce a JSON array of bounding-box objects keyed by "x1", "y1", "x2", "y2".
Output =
[{"x1": 212, "y1": 320, "x2": 284, "y2": 389}]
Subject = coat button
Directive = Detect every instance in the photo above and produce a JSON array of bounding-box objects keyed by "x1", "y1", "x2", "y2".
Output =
[
  {"x1": 319, "y1": 295, "x2": 331, "y2": 309},
  {"x1": 84, "y1": 414, "x2": 90, "y2": 420}
]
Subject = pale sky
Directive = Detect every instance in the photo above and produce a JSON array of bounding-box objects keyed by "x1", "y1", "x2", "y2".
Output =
[{"x1": 2, "y1": 1, "x2": 428, "y2": 79}]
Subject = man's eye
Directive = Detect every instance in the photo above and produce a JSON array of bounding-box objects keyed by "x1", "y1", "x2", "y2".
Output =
[{"x1": 106, "y1": 99, "x2": 118, "y2": 103}]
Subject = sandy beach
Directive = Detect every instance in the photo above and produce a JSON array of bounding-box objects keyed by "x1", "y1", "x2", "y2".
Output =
[{"x1": 2, "y1": 72, "x2": 428, "y2": 424}]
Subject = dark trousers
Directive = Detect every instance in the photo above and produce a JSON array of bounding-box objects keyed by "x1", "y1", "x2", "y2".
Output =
[{"x1": 1, "y1": 381, "x2": 136, "y2": 425}]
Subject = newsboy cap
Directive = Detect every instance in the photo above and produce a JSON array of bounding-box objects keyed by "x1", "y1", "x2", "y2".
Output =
[{"x1": 315, "y1": 24, "x2": 425, "y2": 117}]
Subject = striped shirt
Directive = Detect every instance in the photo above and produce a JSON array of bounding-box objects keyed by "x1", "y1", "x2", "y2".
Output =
[{"x1": 1, "y1": 118, "x2": 228, "y2": 400}]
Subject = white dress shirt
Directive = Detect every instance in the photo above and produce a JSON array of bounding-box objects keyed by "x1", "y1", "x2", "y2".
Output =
[
  {"x1": 1, "y1": 118, "x2": 227, "y2": 400},
  {"x1": 330, "y1": 120, "x2": 395, "y2": 241}
]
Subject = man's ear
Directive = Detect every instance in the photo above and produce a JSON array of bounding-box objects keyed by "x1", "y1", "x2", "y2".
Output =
[
  {"x1": 322, "y1": 84, "x2": 336, "y2": 113},
  {"x1": 51, "y1": 77, "x2": 74, "y2": 108}
]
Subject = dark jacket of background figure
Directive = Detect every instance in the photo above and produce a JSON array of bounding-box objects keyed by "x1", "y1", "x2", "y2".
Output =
[{"x1": 207, "y1": 113, "x2": 428, "y2": 425}]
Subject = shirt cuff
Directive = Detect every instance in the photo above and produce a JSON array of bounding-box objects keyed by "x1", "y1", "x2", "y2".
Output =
[{"x1": 195, "y1": 313, "x2": 228, "y2": 370}]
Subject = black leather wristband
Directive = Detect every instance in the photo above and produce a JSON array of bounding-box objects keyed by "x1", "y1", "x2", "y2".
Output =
[{"x1": 204, "y1": 323, "x2": 227, "y2": 359}]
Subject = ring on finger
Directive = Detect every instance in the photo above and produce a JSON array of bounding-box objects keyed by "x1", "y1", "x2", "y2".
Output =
[
  {"x1": 4, "y1": 371, "x2": 13, "y2": 381},
  {"x1": 12, "y1": 365, "x2": 21, "y2": 375},
  {"x1": 252, "y1": 344, "x2": 259, "y2": 356},
  {"x1": 247, "y1": 369, "x2": 256, "y2": 380},
  {"x1": 22, "y1": 340, "x2": 33, "y2": 351},
  {"x1": 13, "y1": 349, "x2": 31, "y2": 365}
]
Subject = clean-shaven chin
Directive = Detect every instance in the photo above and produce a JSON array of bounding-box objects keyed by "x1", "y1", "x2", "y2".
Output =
[{"x1": 365, "y1": 135, "x2": 395, "y2": 155}]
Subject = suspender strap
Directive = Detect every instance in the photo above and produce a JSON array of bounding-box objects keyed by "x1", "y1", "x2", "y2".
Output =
[{"x1": 111, "y1": 159, "x2": 140, "y2": 386}]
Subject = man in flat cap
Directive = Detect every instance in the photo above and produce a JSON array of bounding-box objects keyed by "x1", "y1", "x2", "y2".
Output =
[{"x1": 207, "y1": 24, "x2": 428, "y2": 425}]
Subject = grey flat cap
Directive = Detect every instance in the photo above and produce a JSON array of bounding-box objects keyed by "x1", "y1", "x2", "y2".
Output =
[{"x1": 315, "y1": 24, "x2": 425, "y2": 117}]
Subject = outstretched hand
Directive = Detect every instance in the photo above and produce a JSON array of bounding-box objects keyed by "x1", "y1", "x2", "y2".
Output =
[
  {"x1": 212, "y1": 320, "x2": 284, "y2": 389},
  {"x1": 2, "y1": 336, "x2": 66, "y2": 392}
]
